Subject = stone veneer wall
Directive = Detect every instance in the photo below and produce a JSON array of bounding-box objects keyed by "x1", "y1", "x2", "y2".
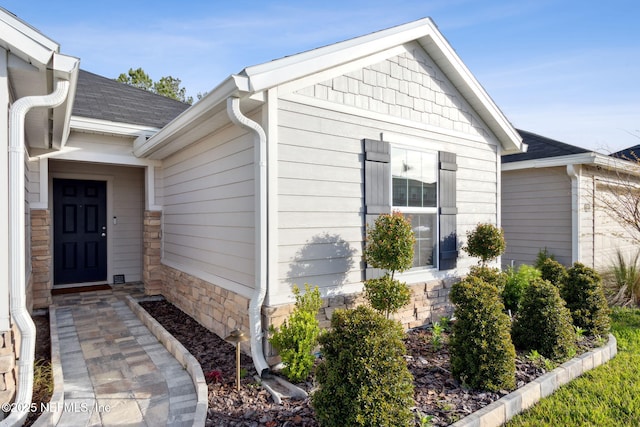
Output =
[
  {"x1": 31, "y1": 210, "x2": 52, "y2": 310},
  {"x1": 156, "y1": 255, "x2": 455, "y2": 363},
  {"x1": 262, "y1": 278, "x2": 456, "y2": 364},
  {"x1": 143, "y1": 211, "x2": 163, "y2": 295},
  {"x1": 160, "y1": 265, "x2": 252, "y2": 352},
  {"x1": 0, "y1": 325, "x2": 17, "y2": 412}
]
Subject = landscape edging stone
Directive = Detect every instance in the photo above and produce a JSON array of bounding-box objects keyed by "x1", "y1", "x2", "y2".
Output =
[{"x1": 449, "y1": 333, "x2": 617, "y2": 427}]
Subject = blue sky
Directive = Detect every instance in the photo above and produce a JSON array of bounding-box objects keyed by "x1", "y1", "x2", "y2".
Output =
[{"x1": 3, "y1": 0, "x2": 639, "y2": 152}]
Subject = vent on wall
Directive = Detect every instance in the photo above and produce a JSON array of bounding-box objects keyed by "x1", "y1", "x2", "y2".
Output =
[{"x1": 113, "y1": 274, "x2": 125, "y2": 284}]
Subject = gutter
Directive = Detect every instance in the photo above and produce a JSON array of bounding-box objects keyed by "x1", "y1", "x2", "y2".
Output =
[
  {"x1": 1, "y1": 79, "x2": 70, "y2": 427},
  {"x1": 226, "y1": 96, "x2": 270, "y2": 376}
]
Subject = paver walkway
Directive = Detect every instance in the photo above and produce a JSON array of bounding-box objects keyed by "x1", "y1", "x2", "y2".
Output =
[{"x1": 51, "y1": 284, "x2": 198, "y2": 426}]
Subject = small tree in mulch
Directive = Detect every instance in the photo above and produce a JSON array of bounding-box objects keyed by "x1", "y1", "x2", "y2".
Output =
[
  {"x1": 463, "y1": 223, "x2": 508, "y2": 296},
  {"x1": 562, "y1": 263, "x2": 611, "y2": 336},
  {"x1": 449, "y1": 276, "x2": 516, "y2": 391},
  {"x1": 363, "y1": 212, "x2": 414, "y2": 318},
  {"x1": 269, "y1": 284, "x2": 322, "y2": 383},
  {"x1": 512, "y1": 278, "x2": 577, "y2": 361},
  {"x1": 312, "y1": 305, "x2": 415, "y2": 427},
  {"x1": 463, "y1": 223, "x2": 506, "y2": 267}
]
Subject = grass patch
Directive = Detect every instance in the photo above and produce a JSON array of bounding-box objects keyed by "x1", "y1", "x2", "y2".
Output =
[{"x1": 506, "y1": 307, "x2": 640, "y2": 426}]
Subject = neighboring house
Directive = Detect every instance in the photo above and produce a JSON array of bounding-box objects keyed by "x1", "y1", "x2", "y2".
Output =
[
  {"x1": 2, "y1": 11, "x2": 526, "y2": 411},
  {"x1": 502, "y1": 129, "x2": 639, "y2": 271}
]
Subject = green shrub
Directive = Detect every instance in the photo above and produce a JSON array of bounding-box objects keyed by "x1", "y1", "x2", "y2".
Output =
[
  {"x1": 463, "y1": 223, "x2": 506, "y2": 266},
  {"x1": 364, "y1": 211, "x2": 415, "y2": 274},
  {"x1": 539, "y1": 258, "x2": 568, "y2": 289},
  {"x1": 503, "y1": 264, "x2": 541, "y2": 314},
  {"x1": 512, "y1": 278, "x2": 576, "y2": 361},
  {"x1": 534, "y1": 248, "x2": 556, "y2": 269},
  {"x1": 312, "y1": 306, "x2": 414, "y2": 427},
  {"x1": 563, "y1": 263, "x2": 611, "y2": 336},
  {"x1": 363, "y1": 274, "x2": 411, "y2": 319},
  {"x1": 363, "y1": 212, "x2": 415, "y2": 317},
  {"x1": 269, "y1": 284, "x2": 322, "y2": 382},
  {"x1": 449, "y1": 276, "x2": 516, "y2": 391},
  {"x1": 603, "y1": 249, "x2": 640, "y2": 307},
  {"x1": 468, "y1": 265, "x2": 507, "y2": 293}
]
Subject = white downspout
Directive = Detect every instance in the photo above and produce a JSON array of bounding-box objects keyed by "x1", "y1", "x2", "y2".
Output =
[
  {"x1": 2, "y1": 79, "x2": 70, "y2": 427},
  {"x1": 567, "y1": 164, "x2": 582, "y2": 264},
  {"x1": 226, "y1": 96, "x2": 270, "y2": 376}
]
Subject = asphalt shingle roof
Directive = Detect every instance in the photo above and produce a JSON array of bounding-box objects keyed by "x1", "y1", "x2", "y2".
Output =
[
  {"x1": 611, "y1": 145, "x2": 640, "y2": 161},
  {"x1": 502, "y1": 129, "x2": 591, "y2": 163},
  {"x1": 73, "y1": 70, "x2": 191, "y2": 128}
]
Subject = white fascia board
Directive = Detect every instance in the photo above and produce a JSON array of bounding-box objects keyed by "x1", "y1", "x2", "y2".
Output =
[
  {"x1": 502, "y1": 152, "x2": 640, "y2": 176},
  {"x1": 502, "y1": 153, "x2": 598, "y2": 171},
  {"x1": 134, "y1": 74, "x2": 248, "y2": 159},
  {"x1": 417, "y1": 25, "x2": 523, "y2": 155},
  {"x1": 71, "y1": 116, "x2": 159, "y2": 137},
  {"x1": 51, "y1": 52, "x2": 80, "y2": 150},
  {"x1": 243, "y1": 17, "x2": 436, "y2": 92},
  {"x1": 34, "y1": 144, "x2": 161, "y2": 167},
  {"x1": 0, "y1": 8, "x2": 58, "y2": 70}
]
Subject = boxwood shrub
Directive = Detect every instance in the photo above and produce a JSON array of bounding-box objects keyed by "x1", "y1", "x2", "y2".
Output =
[
  {"x1": 449, "y1": 276, "x2": 516, "y2": 391},
  {"x1": 512, "y1": 278, "x2": 576, "y2": 361},
  {"x1": 563, "y1": 263, "x2": 611, "y2": 336},
  {"x1": 312, "y1": 306, "x2": 414, "y2": 427},
  {"x1": 539, "y1": 258, "x2": 568, "y2": 289}
]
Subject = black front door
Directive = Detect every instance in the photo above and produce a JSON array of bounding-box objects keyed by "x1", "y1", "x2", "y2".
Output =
[{"x1": 53, "y1": 179, "x2": 107, "y2": 285}]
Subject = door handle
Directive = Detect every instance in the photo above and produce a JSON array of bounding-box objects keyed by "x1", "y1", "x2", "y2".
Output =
[{"x1": 101, "y1": 233, "x2": 106, "y2": 237}]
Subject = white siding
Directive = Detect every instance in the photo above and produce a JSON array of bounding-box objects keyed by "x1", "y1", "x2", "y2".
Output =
[
  {"x1": 160, "y1": 118, "x2": 257, "y2": 292},
  {"x1": 273, "y1": 95, "x2": 499, "y2": 304},
  {"x1": 49, "y1": 160, "x2": 145, "y2": 282},
  {"x1": 581, "y1": 167, "x2": 639, "y2": 271},
  {"x1": 502, "y1": 167, "x2": 573, "y2": 267}
]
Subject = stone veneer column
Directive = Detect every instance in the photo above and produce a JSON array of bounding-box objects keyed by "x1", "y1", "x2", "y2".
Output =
[
  {"x1": 31, "y1": 210, "x2": 52, "y2": 310},
  {"x1": 0, "y1": 329, "x2": 16, "y2": 410},
  {"x1": 143, "y1": 211, "x2": 163, "y2": 295}
]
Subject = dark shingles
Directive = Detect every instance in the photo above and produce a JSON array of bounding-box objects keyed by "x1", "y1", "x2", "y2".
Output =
[
  {"x1": 502, "y1": 129, "x2": 591, "y2": 163},
  {"x1": 612, "y1": 145, "x2": 640, "y2": 161},
  {"x1": 73, "y1": 70, "x2": 191, "y2": 128}
]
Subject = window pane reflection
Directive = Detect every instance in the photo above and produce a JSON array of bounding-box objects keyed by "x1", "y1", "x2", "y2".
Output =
[
  {"x1": 391, "y1": 148, "x2": 436, "y2": 208},
  {"x1": 406, "y1": 213, "x2": 436, "y2": 268}
]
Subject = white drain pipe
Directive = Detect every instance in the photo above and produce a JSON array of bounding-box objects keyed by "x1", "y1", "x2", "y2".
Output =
[
  {"x1": 1, "y1": 79, "x2": 70, "y2": 427},
  {"x1": 226, "y1": 96, "x2": 270, "y2": 376}
]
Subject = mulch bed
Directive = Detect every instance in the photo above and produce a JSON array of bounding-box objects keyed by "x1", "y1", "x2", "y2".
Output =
[
  {"x1": 25, "y1": 312, "x2": 52, "y2": 427},
  {"x1": 139, "y1": 298, "x2": 601, "y2": 427}
]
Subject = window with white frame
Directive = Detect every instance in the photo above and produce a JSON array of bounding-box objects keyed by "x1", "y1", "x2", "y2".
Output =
[
  {"x1": 391, "y1": 147, "x2": 438, "y2": 268},
  {"x1": 363, "y1": 138, "x2": 457, "y2": 275}
]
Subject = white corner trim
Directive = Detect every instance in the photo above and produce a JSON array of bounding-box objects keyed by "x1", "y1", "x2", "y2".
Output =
[
  {"x1": 145, "y1": 165, "x2": 161, "y2": 211},
  {"x1": 0, "y1": 47, "x2": 7, "y2": 332},
  {"x1": 30, "y1": 157, "x2": 49, "y2": 209},
  {"x1": 567, "y1": 164, "x2": 582, "y2": 263}
]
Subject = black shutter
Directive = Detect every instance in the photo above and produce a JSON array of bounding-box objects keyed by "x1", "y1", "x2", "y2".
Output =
[
  {"x1": 439, "y1": 152, "x2": 458, "y2": 270},
  {"x1": 363, "y1": 139, "x2": 391, "y2": 279}
]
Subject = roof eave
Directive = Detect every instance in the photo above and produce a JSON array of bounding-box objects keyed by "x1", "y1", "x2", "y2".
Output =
[
  {"x1": 500, "y1": 152, "x2": 635, "y2": 171},
  {"x1": 134, "y1": 74, "x2": 249, "y2": 159},
  {"x1": 242, "y1": 17, "x2": 524, "y2": 154},
  {"x1": 416, "y1": 26, "x2": 523, "y2": 154}
]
